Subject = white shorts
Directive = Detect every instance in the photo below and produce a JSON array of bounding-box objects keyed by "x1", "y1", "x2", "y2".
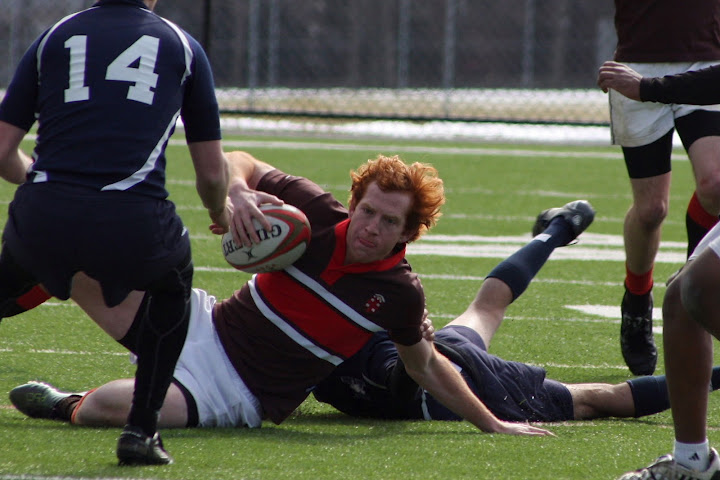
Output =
[
  {"x1": 609, "y1": 61, "x2": 720, "y2": 147},
  {"x1": 172, "y1": 288, "x2": 262, "y2": 428}
]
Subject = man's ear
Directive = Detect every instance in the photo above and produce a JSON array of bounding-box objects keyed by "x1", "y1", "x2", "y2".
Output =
[{"x1": 399, "y1": 229, "x2": 412, "y2": 244}]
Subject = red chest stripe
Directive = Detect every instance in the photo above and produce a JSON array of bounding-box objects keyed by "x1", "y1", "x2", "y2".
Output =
[{"x1": 251, "y1": 267, "x2": 383, "y2": 364}]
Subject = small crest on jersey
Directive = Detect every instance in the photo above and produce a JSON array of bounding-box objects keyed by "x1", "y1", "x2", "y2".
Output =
[{"x1": 364, "y1": 293, "x2": 385, "y2": 314}]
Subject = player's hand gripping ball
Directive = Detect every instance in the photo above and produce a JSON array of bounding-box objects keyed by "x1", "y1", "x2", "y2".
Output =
[{"x1": 222, "y1": 204, "x2": 311, "y2": 273}]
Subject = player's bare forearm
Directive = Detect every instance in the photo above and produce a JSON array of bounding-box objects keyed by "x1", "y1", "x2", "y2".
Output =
[
  {"x1": 188, "y1": 140, "x2": 231, "y2": 232},
  {"x1": 396, "y1": 340, "x2": 553, "y2": 436},
  {"x1": 221, "y1": 150, "x2": 284, "y2": 246}
]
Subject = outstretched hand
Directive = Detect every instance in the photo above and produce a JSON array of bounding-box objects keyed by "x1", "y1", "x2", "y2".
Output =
[
  {"x1": 597, "y1": 61, "x2": 643, "y2": 101},
  {"x1": 495, "y1": 421, "x2": 555, "y2": 437}
]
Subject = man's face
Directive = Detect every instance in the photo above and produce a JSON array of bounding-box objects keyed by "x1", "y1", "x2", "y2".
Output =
[{"x1": 345, "y1": 182, "x2": 412, "y2": 264}]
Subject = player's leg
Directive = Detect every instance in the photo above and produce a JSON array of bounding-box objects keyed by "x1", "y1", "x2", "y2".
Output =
[
  {"x1": 661, "y1": 234, "x2": 720, "y2": 472},
  {"x1": 610, "y1": 80, "x2": 676, "y2": 378},
  {"x1": 74, "y1": 380, "x2": 190, "y2": 428},
  {"x1": 117, "y1": 253, "x2": 192, "y2": 465},
  {"x1": 675, "y1": 111, "x2": 720, "y2": 257},
  {"x1": 567, "y1": 366, "x2": 720, "y2": 420},
  {"x1": 69, "y1": 272, "x2": 144, "y2": 341},
  {"x1": 619, "y1": 133, "x2": 673, "y2": 377},
  {"x1": 8, "y1": 380, "x2": 190, "y2": 428},
  {"x1": 448, "y1": 200, "x2": 595, "y2": 348}
]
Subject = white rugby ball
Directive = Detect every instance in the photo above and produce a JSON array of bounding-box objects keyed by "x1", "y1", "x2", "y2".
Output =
[{"x1": 221, "y1": 203, "x2": 311, "y2": 273}]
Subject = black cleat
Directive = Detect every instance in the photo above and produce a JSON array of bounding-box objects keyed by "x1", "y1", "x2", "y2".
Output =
[
  {"x1": 9, "y1": 381, "x2": 79, "y2": 420},
  {"x1": 620, "y1": 289, "x2": 657, "y2": 376},
  {"x1": 117, "y1": 425, "x2": 173, "y2": 466},
  {"x1": 531, "y1": 200, "x2": 596, "y2": 243}
]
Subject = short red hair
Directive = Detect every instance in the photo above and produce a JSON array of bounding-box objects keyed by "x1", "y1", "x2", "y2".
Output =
[{"x1": 348, "y1": 154, "x2": 444, "y2": 243}]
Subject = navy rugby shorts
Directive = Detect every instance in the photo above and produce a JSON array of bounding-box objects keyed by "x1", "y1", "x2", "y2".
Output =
[
  {"x1": 3, "y1": 182, "x2": 191, "y2": 307},
  {"x1": 424, "y1": 325, "x2": 574, "y2": 422}
]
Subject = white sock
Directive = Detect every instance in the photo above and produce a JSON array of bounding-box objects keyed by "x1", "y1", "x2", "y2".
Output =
[{"x1": 674, "y1": 439, "x2": 710, "y2": 471}]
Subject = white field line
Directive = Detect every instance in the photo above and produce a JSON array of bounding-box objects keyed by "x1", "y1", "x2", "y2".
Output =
[{"x1": 191, "y1": 232, "x2": 687, "y2": 265}]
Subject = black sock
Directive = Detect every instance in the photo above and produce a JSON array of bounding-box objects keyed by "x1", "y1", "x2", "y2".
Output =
[
  {"x1": 55, "y1": 395, "x2": 82, "y2": 421},
  {"x1": 711, "y1": 366, "x2": 720, "y2": 391},
  {"x1": 686, "y1": 212, "x2": 713, "y2": 259},
  {"x1": 486, "y1": 218, "x2": 571, "y2": 300}
]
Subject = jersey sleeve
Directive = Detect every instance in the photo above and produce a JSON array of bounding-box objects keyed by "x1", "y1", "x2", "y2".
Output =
[
  {"x1": 640, "y1": 64, "x2": 720, "y2": 105},
  {"x1": 0, "y1": 35, "x2": 44, "y2": 131},
  {"x1": 385, "y1": 278, "x2": 425, "y2": 346},
  {"x1": 256, "y1": 169, "x2": 348, "y2": 232},
  {"x1": 180, "y1": 37, "x2": 221, "y2": 143}
]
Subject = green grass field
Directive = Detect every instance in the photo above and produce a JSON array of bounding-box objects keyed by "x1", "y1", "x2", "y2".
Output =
[{"x1": 0, "y1": 133, "x2": 717, "y2": 480}]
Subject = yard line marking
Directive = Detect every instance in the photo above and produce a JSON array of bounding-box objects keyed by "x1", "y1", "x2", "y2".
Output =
[
  {"x1": 191, "y1": 232, "x2": 686, "y2": 264},
  {"x1": 507, "y1": 309, "x2": 664, "y2": 335},
  {"x1": 28, "y1": 349, "x2": 128, "y2": 356}
]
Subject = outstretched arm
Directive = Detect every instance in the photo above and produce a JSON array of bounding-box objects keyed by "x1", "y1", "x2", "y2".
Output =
[
  {"x1": 396, "y1": 339, "x2": 553, "y2": 436},
  {"x1": 598, "y1": 60, "x2": 720, "y2": 105}
]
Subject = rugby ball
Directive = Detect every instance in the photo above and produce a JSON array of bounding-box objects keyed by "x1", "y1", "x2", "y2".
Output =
[{"x1": 221, "y1": 204, "x2": 311, "y2": 273}]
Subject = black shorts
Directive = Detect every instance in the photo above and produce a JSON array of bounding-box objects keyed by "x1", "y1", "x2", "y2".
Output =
[
  {"x1": 624, "y1": 110, "x2": 720, "y2": 179},
  {"x1": 423, "y1": 325, "x2": 575, "y2": 422},
  {"x1": 2, "y1": 182, "x2": 191, "y2": 307}
]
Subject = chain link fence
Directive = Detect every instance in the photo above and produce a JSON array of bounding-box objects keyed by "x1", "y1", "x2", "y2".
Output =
[{"x1": 1, "y1": 0, "x2": 617, "y2": 125}]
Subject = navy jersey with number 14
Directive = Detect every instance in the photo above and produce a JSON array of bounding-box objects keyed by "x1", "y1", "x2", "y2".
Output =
[{"x1": 0, "y1": 0, "x2": 221, "y2": 199}]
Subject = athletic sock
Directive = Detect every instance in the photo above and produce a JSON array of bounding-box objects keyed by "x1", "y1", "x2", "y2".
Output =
[
  {"x1": 624, "y1": 266, "x2": 653, "y2": 298},
  {"x1": 686, "y1": 192, "x2": 719, "y2": 258},
  {"x1": 486, "y1": 217, "x2": 571, "y2": 300},
  {"x1": 55, "y1": 395, "x2": 82, "y2": 421},
  {"x1": 628, "y1": 366, "x2": 720, "y2": 418},
  {"x1": 627, "y1": 375, "x2": 669, "y2": 418},
  {"x1": 674, "y1": 439, "x2": 710, "y2": 471}
]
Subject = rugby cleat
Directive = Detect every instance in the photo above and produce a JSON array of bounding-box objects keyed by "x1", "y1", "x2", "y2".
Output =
[
  {"x1": 531, "y1": 200, "x2": 596, "y2": 243},
  {"x1": 9, "y1": 381, "x2": 80, "y2": 420},
  {"x1": 620, "y1": 288, "x2": 657, "y2": 376},
  {"x1": 617, "y1": 448, "x2": 720, "y2": 480},
  {"x1": 117, "y1": 425, "x2": 174, "y2": 466}
]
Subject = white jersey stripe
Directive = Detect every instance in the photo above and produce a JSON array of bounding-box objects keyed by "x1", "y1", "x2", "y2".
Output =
[
  {"x1": 101, "y1": 109, "x2": 180, "y2": 191},
  {"x1": 160, "y1": 17, "x2": 193, "y2": 84}
]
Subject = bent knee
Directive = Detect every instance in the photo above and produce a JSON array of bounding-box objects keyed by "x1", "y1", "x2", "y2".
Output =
[
  {"x1": 694, "y1": 177, "x2": 720, "y2": 213},
  {"x1": 631, "y1": 201, "x2": 668, "y2": 230}
]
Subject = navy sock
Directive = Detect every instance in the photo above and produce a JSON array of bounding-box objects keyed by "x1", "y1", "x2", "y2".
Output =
[
  {"x1": 627, "y1": 375, "x2": 669, "y2": 418},
  {"x1": 629, "y1": 366, "x2": 720, "y2": 418},
  {"x1": 486, "y1": 218, "x2": 572, "y2": 301}
]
